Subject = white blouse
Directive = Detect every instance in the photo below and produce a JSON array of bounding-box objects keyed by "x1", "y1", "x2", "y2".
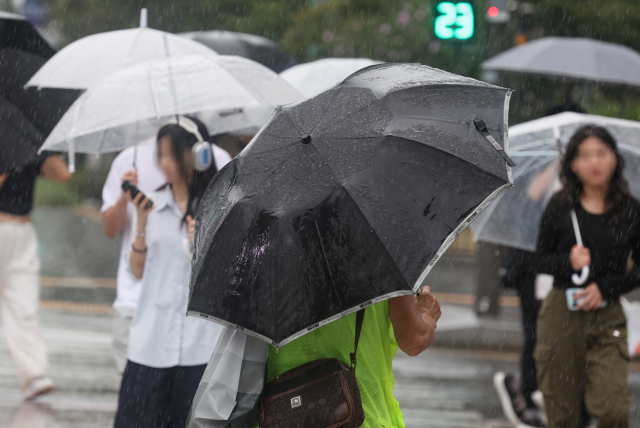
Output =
[{"x1": 127, "y1": 185, "x2": 223, "y2": 368}]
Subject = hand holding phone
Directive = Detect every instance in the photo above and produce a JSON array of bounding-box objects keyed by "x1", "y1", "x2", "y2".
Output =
[
  {"x1": 566, "y1": 287, "x2": 607, "y2": 311},
  {"x1": 121, "y1": 180, "x2": 153, "y2": 209}
]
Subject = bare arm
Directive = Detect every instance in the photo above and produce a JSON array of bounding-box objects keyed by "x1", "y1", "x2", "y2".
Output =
[
  {"x1": 40, "y1": 156, "x2": 72, "y2": 183},
  {"x1": 0, "y1": 173, "x2": 8, "y2": 192},
  {"x1": 388, "y1": 286, "x2": 441, "y2": 357},
  {"x1": 130, "y1": 193, "x2": 154, "y2": 279},
  {"x1": 102, "y1": 169, "x2": 138, "y2": 239},
  {"x1": 526, "y1": 161, "x2": 557, "y2": 202},
  {"x1": 102, "y1": 194, "x2": 129, "y2": 239}
]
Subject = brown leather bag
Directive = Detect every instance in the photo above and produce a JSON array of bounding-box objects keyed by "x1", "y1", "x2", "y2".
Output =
[{"x1": 259, "y1": 310, "x2": 366, "y2": 428}]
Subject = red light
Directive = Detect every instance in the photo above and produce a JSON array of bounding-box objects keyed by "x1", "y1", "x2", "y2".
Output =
[{"x1": 488, "y1": 6, "x2": 499, "y2": 17}]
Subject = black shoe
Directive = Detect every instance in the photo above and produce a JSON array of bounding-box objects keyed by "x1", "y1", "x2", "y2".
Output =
[{"x1": 493, "y1": 372, "x2": 546, "y2": 428}]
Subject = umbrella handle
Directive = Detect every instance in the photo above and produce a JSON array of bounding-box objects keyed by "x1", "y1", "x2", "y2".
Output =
[{"x1": 572, "y1": 266, "x2": 590, "y2": 286}]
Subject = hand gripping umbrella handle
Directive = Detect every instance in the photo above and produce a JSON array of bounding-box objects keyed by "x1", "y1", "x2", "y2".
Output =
[{"x1": 570, "y1": 209, "x2": 590, "y2": 286}]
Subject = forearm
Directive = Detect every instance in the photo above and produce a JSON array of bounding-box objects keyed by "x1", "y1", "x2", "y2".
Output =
[
  {"x1": 537, "y1": 252, "x2": 573, "y2": 277},
  {"x1": 389, "y1": 295, "x2": 436, "y2": 356},
  {"x1": 102, "y1": 195, "x2": 129, "y2": 239},
  {"x1": 41, "y1": 156, "x2": 72, "y2": 183},
  {"x1": 598, "y1": 268, "x2": 640, "y2": 299},
  {"x1": 130, "y1": 222, "x2": 147, "y2": 279}
]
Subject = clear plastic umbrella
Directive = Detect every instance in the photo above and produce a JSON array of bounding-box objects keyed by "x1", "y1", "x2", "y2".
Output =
[
  {"x1": 38, "y1": 54, "x2": 302, "y2": 171},
  {"x1": 280, "y1": 57, "x2": 382, "y2": 97},
  {"x1": 25, "y1": 10, "x2": 218, "y2": 90},
  {"x1": 470, "y1": 112, "x2": 640, "y2": 251}
]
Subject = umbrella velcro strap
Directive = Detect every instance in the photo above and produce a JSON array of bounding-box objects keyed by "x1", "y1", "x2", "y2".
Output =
[
  {"x1": 350, "y1": 309, "x2": 366, "y2": 369},
  {"x1": 474, "y1": 120, "x2": 516, "y2": 167}
]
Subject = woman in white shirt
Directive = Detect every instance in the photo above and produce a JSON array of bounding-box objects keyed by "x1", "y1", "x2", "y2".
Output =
[{"x1": 114, "y1": 116, "x2": 224, "y2": 428}]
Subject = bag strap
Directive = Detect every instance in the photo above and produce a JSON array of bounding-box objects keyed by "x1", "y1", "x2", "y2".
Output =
[{"x1": 349, "y1": 309, "x2": 366, "y2": 369}]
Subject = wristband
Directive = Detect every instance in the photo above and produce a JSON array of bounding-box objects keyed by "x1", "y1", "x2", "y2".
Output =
[{"x1": 131, "y1": 244, "x2": 147, "y2": 254}]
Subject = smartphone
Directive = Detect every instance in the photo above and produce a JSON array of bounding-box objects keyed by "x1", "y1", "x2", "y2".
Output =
[
  {"x1": 121, "y1": 180, "x2": 153, "y2": 209},
  {"x1": 566, "y1": 287, "x2": 607, "y2": 311}
]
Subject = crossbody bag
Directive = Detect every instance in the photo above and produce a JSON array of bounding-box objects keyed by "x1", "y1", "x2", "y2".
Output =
[{"x1": 259, "y1": 309, "x2": 366, "y2": 428}]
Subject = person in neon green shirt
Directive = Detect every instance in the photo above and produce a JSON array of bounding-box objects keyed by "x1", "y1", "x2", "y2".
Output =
[{"x1": 267, "y1": 286, "x2": 441, "y2": 428}]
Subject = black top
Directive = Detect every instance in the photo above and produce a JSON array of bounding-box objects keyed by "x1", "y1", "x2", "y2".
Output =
[
  {"x1": 536, "y1": 194, "x2": 640, "y2": 299},
  {"x1": 501, "y1": 248, "x2": 537, "y2": 291},
  {"x1": 0, "y1": 159, "x2": 45, "y2": 216}
]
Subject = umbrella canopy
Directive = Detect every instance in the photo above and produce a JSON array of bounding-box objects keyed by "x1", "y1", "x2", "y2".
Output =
[
  {"x1": 482, "y1": 37, "x2": 640, "y2": 87},
  {"x1": 38, "y1": 55, "x2": 302, "y2": 157},
  {"x1": 280, "y1": 58, "x2": 382, "y2": 97},
  {"x1": 0, "y1": 11, "x2": 55, "y2": 57},
  {"x1": 470, "y1": 112, "x2": 640, "y2": 251},
  {"x1": 188, "y1": 63, "x2": 514, "y2": 346},
  {"x1": 180, "y1": 31, "x2": 296, "y2": 73},
  {"x1": 25, "y1": 27, "x2": 218, "y2": 90},
  {"x1": 0, "y1": 13, "x2": 80, "y2": 173},
  {"x1": 0, "y1": 96, "x2": 45, "y2": 173}
]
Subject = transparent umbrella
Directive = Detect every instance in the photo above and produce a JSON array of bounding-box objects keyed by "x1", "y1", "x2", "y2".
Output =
[
  {"x1": 37, "y1": 54, "x2": 302, "y2": 171},
  {"x1": 470, "y1": 112, "x2": 640, "y2": 251},
  {"x1": 280, "y1": 57, "x2": 382, "y2": 97},
  {"x1": 25, "y1": 9, "x2": 218, "y2": 90}
]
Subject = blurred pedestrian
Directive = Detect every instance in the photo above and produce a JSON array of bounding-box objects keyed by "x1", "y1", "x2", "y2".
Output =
[
  {"x1": 101, "y1": 144, "x2": 165, "y2": 374},
  {"x1": 535, "y1": 125, "x2": 638, "y2": 428},
  {"x1": 114, "y1": 116, "x2": 227, "y2": 428},
  {"x1": 265, "y1": 286, "x2": 442, "y2": 428},
  {"x1": 102, "y1": 138, "x2": 231, "y2": 374},
  {"x1": 0, "y1": 155, "x2": 71, "y2": 400},
  {"x1": 494, "y1": 103, "x2": 586, "y2": 428},
  {"x1": 495, "y1": 249, "x2": 545, "y2": 427}
]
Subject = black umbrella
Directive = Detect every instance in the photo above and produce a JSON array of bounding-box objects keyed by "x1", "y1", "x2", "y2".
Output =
[
  {"x1": 0, "y1": 11, "x2": 55, "y2": 57},
  {"x1": 0, "y1": 13, "x2": 81, "y2": 173},
  {"x1": 180, "y1": 31, "x2": 296, "y2": 73},
  {"x1": 0, "y1": 96, "x2": 45, "y2": 173},
  {"x1": 188, "y1": 63, "x2": 514, "y2": 346}
]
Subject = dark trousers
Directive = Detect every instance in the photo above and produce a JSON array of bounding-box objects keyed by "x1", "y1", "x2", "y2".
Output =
[
  {"x1": 114, "y1": 360, "x2": 206, "y2": 428},
  {"x1": 519, "y1": 276, "x2": 541, "y2": 408}
]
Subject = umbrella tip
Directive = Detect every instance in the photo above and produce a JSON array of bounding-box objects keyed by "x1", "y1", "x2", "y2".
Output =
[
  {"x1": 140, "y1": 8, "x2": 148, "y2": 28},
  {"x1": 301, "y1": 135, "x2": 312, "y2": 144}
]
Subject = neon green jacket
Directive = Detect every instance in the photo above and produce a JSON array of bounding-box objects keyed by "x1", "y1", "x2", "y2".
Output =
[{"x1": 267, "y1": 301, "x2": 405, "y2": 428}]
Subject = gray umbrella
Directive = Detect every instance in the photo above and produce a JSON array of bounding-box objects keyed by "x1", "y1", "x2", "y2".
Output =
[
  {"x1": 482, "y1": 37, "x2": 640, "y2": 86},
  {"x1": 180, "y1": 31, "x2": 296, "y2": 73}
]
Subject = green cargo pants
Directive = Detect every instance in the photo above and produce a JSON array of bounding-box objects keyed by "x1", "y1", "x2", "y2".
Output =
[{"x1": 535, "y1": 288, "x2": 630, "y2": 428}]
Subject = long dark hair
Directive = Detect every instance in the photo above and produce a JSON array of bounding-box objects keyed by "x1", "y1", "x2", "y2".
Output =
[
  {"x1": 156, "y1": 115, "x2": 218, "y2": 224},
  {"x1": 558, "y1": 125, "x2": 631, "y2": 218}
]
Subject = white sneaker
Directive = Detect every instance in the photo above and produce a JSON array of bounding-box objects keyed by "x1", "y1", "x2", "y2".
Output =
[{"x1": 22, "y1": 377, "x2": 54, "y2": 401}]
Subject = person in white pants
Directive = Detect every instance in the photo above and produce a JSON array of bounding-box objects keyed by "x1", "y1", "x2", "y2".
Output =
[
  {"x1": 101, "y1": 142, "x2": 231, "y2": 373},
  {"x1": 0, "y1": 155, "x2": 71, "y2": 400}
]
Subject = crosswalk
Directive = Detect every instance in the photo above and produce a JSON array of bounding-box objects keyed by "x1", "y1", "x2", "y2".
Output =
[{"x1": 0, "y1": 309, "x2": 516, "y2": 428}]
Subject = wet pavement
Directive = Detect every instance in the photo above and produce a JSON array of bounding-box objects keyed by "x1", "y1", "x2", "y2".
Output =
[
  {"x1": 2, "y1": 308, "x2": 640, "y2": 427},
  {"x1": 1, "y1": 206, "x2": 639, "y2": 426}
]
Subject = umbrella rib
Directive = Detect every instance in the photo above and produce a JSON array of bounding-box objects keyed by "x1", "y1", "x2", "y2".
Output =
[
  {"x1": 308, "y1": 143, "x2": 410, "y2": 288},
  {"x1": 308, "y1": 86, "x2": 345, "y2": 135},
  {"x1": 313, "y1": 218, "x2": 343, "y2": 307},
  {"x1": 313, "y1": 96, "x2": 381, "y2": 135}
]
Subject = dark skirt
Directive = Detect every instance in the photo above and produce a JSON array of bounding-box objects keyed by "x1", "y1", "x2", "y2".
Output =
[{"x1": 114, "y1": 360, "x2": 206, "y2": 428}]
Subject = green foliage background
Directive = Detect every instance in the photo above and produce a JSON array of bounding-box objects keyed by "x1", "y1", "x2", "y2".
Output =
[{"x1": 41, "y1": 0, "x2": 640, "y2": 125}]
